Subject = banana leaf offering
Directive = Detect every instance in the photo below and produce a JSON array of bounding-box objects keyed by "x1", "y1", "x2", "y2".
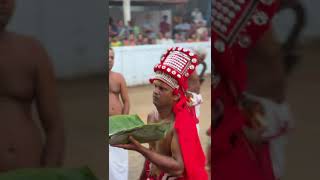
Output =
[
  {"x1": 0, "y1": 167, "x2": 98, "y2": 180},
  {"x1": 108, "y1": 114, "x2": 171, "y2": 145}
]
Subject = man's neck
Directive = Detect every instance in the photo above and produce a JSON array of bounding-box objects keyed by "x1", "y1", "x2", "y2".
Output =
[{"x1": 157, "y1": 106, "x2": 173, "y2": 120}]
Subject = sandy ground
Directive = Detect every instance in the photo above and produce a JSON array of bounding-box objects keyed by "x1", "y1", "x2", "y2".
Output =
[{"x1": 55, "y1": 42, "x2": 320, "y2": 180}]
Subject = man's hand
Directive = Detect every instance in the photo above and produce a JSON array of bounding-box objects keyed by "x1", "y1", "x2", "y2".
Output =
[
  {"x1": 243, "y1": 126, "x2": 265, "y2": 144},
  {"x1": 112, "y1": 136, "x2": 145, "y2": 152}
]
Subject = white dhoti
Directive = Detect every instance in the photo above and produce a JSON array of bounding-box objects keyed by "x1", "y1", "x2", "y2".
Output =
[
  {"x1": 244, "y1": 93, "x2": 294, "y2": 179},
  {"x1": 109, "y1": 145, "x2": 128, "y2": 180}
]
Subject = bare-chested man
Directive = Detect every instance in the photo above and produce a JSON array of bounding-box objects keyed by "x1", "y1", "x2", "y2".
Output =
[
  {"x1": 108, "y1": 48, "x2": 129, "y2": 116},
  {"x1": 115, "y1": 47, "x2": 208, "y2": 180},
  {"x1": 0, "y1": 0, "x2": 64, "y2": 172},
  {"x1": 245, "y1": 28, "x2": 294, "y2": 180},
  {"x1": 244, "y1": 2, "x2": 305, "y2": 178},
  {"x1": 187, "y1": 50, "x2": 207, "y2": 133},
  {"x1": 108, "y1": 48, "x2": 130, "y2": 180}
]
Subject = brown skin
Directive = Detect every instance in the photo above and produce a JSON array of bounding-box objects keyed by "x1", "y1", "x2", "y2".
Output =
[
  {"x1": 188, "y1": 71, "x2": 201, "y2": 94},
  {"x1": 188, "y1": 51, "x2": 207, "y2": 94},
  {"x1": 247, "y1": 29, "x2": 286, "y2": 103},
  {"x1": 114, "y1": 80, "x2": 185, "y2": 179},
  {"x1": 245, "y1": 29, "x2": 286, "y2": 143},
  {"x1": 0, "y1": 0, "x2": 65, "y2": 171},
  {"x1": 108, "y1": 49, "x2": 130, "y2": 115}
]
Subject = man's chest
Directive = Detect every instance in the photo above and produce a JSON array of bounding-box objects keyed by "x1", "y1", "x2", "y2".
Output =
[
  {"x1": 109, "y1": 76, "x2": 121, "y2": 93},
  {"x1": 0, "y1": 49, "x2": 35, "y2": 99}
]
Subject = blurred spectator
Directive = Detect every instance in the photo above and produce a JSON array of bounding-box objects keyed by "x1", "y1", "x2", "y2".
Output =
[
  {"x1": 159, "y1": 15, "x2": 171, "y2": 35},
  {"x1": 191, "y1": 8, "x2": 207, "y2": 25},
  {"x1": 136, "y1": 33, "x2": 144, "y2": 45},
  {"x1": 109, "y1": 17, "x2": 118, "y2": 37},
  {"x1": 142, "y1": 37, "x2": 150, "y2": 45},
  {"x1": 128, "y1": 20, "x2": 140, "y2": 37},
  {"x1": 174, "y1": 18, "x2": 191, "y2": 39},
  {"x1": 174, "y1": 33, "x2": 184, "y2": 43},
  {"x1": 117, "y1": 20, "x2": 129, "y2": 39},
  {"x1": 108, "y1": 8, "x2": 210, "y2": 47},
  {"x1": 156, "y1": 33, "x2": 174, "y2": 45},
  {"x1": 142, "y1": 14, "x2": 156, "y2": 39},
  {"x1": 111, "y1": 36, "x2": 123, "y2": 47}
]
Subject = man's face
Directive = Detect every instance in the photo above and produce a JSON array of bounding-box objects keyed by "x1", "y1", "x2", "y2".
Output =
[
  {"x1": 108, "y1": 49, "x2": 114, "y2": 71},
  {"x1": 0, "y1": 0, "x2": 15, "y2": 31},
  {"x1": 152, "y1": 80, "x2": 178, "y2": 108}
]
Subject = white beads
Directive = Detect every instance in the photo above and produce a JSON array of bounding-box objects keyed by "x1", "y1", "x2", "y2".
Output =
[
  {"x1": 252, "y1": 11, "x2": 269, "y2": 26},
  {"x1": 238, "y1": 35, "x2": 251, "y2": 48},
  {"x1": 214, "y1": 40, "x2": 226, "y2": 53}
]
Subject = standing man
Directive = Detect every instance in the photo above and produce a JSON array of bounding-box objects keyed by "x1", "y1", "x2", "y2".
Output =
[
  {"x1": 115, "y1": 47, "x2": 208, "y2": 180},
  {"x1": 0, "y1": 0, "x2": 65, "y2": 172},
  {"x1": 187, "y1": 49, "x2": 207, "y2": 133},
  {"x1": 244, "y1": 0, "x2": 306, "y2": 175},
  {"x1": 159, "y1": 15, "x2": 171, "y2": 37},
  {"x1": 108, "y1": 48, "x2": 130, "y2": 180}
]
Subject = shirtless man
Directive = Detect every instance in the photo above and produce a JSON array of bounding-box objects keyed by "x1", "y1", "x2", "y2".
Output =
[
  {"x1": 244, "y1": 0, "x2": 305, "y2": 173},
  {"x1": 115, "y1": 47, "x2": 208, "y2": 180},
  {"x1": 245, "y1": 28, "x2": 294, "y2": 180},
  {"x1": 187, "y1": 50, "x2": 206, "y2": 133},
  {"x1": 0, "y1": 0, "x2": 64, "y2": 172},
  {"x1": 108, "y1": 48, "x2": 129, "y2": 115},
  {"x1": 108, "y1": 48, "x2": 130, "y2": 180}
]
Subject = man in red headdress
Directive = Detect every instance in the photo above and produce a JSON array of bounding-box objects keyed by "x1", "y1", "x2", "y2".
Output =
[
  {"x1": 114, "y1": 47, "x2": 208, "y2": 180},
  {"x1": 212, "y1": 0, "x2": 281, "y2": 180}
]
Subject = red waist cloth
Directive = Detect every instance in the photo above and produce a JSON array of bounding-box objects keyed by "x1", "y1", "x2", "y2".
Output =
[
  {"x1": 143, "y1": 160, "x2": 184, "y2": 180},
  {"x1": 212, "y1": 84, "x2": 275, "y2": 180}
]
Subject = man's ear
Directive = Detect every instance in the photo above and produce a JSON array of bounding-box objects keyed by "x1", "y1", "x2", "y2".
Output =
[{"x1": 173, "y1": 93, "x2": 180, "y2": 101}]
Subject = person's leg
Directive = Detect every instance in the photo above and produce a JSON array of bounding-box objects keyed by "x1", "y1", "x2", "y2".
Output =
[{"x1": 109, "y1": 145, "x2": 129, "y2": 180}]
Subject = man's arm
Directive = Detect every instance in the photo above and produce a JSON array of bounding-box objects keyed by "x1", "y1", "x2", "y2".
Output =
[
  {"x1": 188, "y1": 72, "x2": 201, "y2": 94},
  {"x1": 115, "y1": 135, "x2": 184, "y2": 177},
  {"x1": 33, "y1": 40, "x2": 65, "y2": 167},
  {"x1": 140, "y1": 130, "x2": 184, "y2": 176},
  {"x1": 119, "y1": 74, "x2": 130, "y2": 114}
]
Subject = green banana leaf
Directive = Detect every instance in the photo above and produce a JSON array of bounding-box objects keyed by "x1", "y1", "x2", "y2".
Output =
[
  {"x1": 108, "y1": 114, "x2": 171, "y2": 145},
  {"x1": 0, "y1": 167, "x2": 98, "y2": 180}
]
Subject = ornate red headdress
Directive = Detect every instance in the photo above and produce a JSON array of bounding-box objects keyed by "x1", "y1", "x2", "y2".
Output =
[
  {"x1": 150, "y1": 46, "x2": 199, "y2": 92},
  {"x1": 150, "y1": 47, "x2": 208, "y2": 180}
]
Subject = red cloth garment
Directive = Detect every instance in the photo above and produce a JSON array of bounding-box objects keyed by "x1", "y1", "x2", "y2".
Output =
[
  {"x1": 144, "y1": 160, "x2": 184, "y2": 180},
  {"x1": 189, "y1": 105, "x2": 200, "y2": 124},
  {"x1": 173, "y1": 94, "x2": 208, "y2": 180},
  {"x1": 212, "y1": 0, "x2": 280, "y2": 180}
]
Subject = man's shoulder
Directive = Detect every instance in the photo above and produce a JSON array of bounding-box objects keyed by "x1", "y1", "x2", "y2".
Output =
[
  {"x1": 8, "y1": 32, "x2": 41, "y2": 46},
  {"x1": 110, "y1": 71, "x2": 125, "y2": 79},
  {"x1": 147, "y1": 110, "x2": 158, "y2": 124},
  {"x1": 8, "y1": 32, "x2": 47, "y2": 56}
]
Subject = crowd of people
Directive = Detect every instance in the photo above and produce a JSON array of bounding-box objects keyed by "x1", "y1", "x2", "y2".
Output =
[{"x1": 109, "y1": 9, "x2": 210, "y2": 47}]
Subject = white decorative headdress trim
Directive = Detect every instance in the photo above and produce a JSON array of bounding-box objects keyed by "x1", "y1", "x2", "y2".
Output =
[{"x1": 153, "y1": 71, "x2": 179, "y2": 90}]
